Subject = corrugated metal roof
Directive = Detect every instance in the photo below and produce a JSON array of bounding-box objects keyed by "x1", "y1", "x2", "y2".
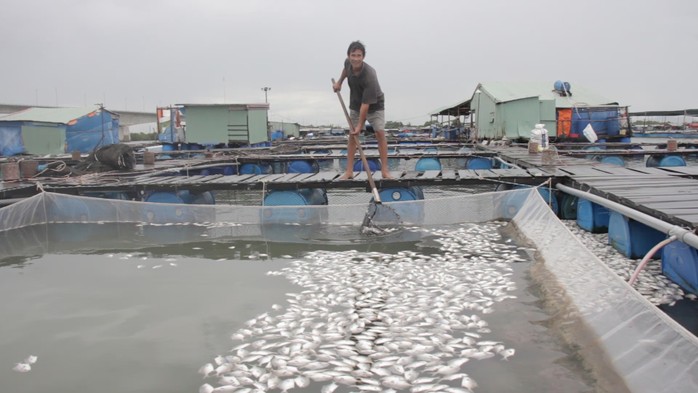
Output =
[
  {"x1": 479, "y1": 81, "x2": 618, "y2": 107},
  {"x1": 0, "y1": 106, "x2": 103, "y2": 124}
]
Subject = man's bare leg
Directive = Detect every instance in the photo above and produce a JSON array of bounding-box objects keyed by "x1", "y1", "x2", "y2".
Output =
[
  {"x1": 376, "y1": 130, "x2": 392, "y2": 178},
  {"x1": 339, "y1": 136, "x2": 357, "y2": 179}
]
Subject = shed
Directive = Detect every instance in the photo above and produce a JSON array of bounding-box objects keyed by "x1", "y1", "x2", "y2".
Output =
[
  {"x1": 468, "y1": 81, "x2": 630, "y2": 141},
  {"x1": 269, "y1": 121, "x2": 301, "y2": 140},
  {"x1": 0, "y1": 106, "x2": 119, "y2": 156},
  {"x1": 180, "y1": 103, "x2": 270, "y2": 147}
]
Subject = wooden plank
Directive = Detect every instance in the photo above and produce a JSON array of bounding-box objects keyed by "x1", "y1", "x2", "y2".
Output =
[
  {"x1": 440, "y1": 169, "x2": 458, "y2": 180},
  {"x1": 456, "y1": 169, "x2": 479, "y2": 179},
  {"x1": 206, "y1": 174, "x2": 257, "y2": 184},
  {"x1": 420, "y1": 170, "x2": 441, "y2": 179},
  {"x1": 301, "y1": 171, "x2": 340, "y2": 182}
]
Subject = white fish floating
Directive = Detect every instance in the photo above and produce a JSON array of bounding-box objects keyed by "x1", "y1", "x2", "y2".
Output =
[
  {"x1": 201, "y1": 223, "x2": 526, "y2": 393},
  {"x1": 13, "y1": 363, "x2": 31, "y2": 373},
  {"x1": 25, "y1": 355, "x2": 38, "y2": 364}
]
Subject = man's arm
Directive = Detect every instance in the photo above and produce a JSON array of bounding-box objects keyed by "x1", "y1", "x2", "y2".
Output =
[{"x1": 333, "y1": 68, "x2": 347, "y2": 92}]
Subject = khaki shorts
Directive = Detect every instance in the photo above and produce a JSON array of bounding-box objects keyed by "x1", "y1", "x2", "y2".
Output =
[{"x1": 350, "y1": 109, "x2": 385, "y2": 132}]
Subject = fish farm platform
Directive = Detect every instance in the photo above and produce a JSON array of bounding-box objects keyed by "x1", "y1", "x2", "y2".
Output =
[{"x1": 1, "y1": 144, "x2": 698, "y2": 229}]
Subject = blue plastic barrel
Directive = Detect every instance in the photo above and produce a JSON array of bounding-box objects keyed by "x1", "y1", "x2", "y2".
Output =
[
  {"x1": 143, "y1": 192, "x2": 195, "y2": 224},
  {"x1": 600, "y1": 156, "x2": 625, "y2": 167},
  {"x1": 376, "y1": 187, "x2": 424, "y2": 223},
  {"x1": 240, "y1": 163, "x2": 272, "y2": 174},
  {"x1": 353, "y1": 158, "x2": 381, "y2": 172},
  {"x1": 659, "y1": 155, "x2": 686, "y2": 167},
  {"x1": 559, "y1": 193, "x2": 578, "y2": 219},
  {"x1": 466, "y1": 157, "x2": 492, "y2": 169},
  {"x1": 576, "y1": 198, "x2": 609, "y2": 233},
  {"x1": 189, "y1": 191, "x2": 216, "y2": 205},
  {"x1": 313, "y1": 149, "x2": 334, "y2": 171},
  {"x1": 287, "y1": 160, "x2": 317, "y2": 173},
  {"x1": 262, "y1": 188, "x2": 328, "y2": 224},
  {"x1": 84, "y1": 191, "x2": 130, "y2": 200},
  {"x1": 662, "y1": 241, "x2": 698, "y2": 294},
  {"x1": 456, "y1": 147, "x2": 473, "y2": 168},
  {"x1": 338, "y1": 149, "x2": 348, "y2": 171},
  {"x1": 415, "y1": 157, "x2": 441, "y2": 171},
  {"x1": 608, "y1": 211, "x2": 666, "y2": 258}
]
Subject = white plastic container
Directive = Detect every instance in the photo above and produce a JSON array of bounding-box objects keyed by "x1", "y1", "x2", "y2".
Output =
[{"x1": 531, "y1": 124, "x2": 548, "y2": 151}]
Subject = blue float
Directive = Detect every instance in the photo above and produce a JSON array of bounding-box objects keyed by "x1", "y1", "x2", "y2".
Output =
[
  {"x1": 313, "y1": 149, "x2": 334, "y2": 171},
  {"x1": 353, "y1": 158, "x2": 381, "y2": 172},
  {"x1": 659, "y1": 155, "x2": 687, "y2": 167},
  {"x1": 455, "y1": 147, "x2": 473, "y2": 168},
  {"x1": 415, "y1": 157, "x2": 441, "y2": 171},
  {"x1": 199, "y1": 166, "x2": 237, "y2": 176},
  {"x1": 240, "y1": 163, "x2": 272, "y2": 174},
  {"x1": 559, "y1": 193, "x2": 578, "y2": 219},
  {"x1": 662, "y1": 241, "x2": 698, "y2": 294},
  {"x1": 287, "y1": 160, "x2": 317, "y2": 173},
  {"x1": 600, "y1": 156, "x2": 625, "y2": 167},
  {"x1": 608, "y1": 211, "x2": 666, "y2": 258},
  {"x1": 376, "y1": 186, "x2": 425, "y2": 223},
  {"x1": 466, "y1": 157, "x2": 492, "y2": 169},
  {"x1": 262, "y1": 188, "x2": 328, "y2": 224},
  {"x1": 83, "y1": 191, "x2": 130, "y2": 200},
  {"x1": 577, "y1": 198, "x2": 610, "y2": 233}
]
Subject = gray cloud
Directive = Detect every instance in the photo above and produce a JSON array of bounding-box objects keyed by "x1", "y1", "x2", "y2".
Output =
[{"x1": 1, "y1": 0, "x2": 696, "y2": 127}]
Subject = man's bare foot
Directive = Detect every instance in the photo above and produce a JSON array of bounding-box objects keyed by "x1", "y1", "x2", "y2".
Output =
[
  {"x1": 381, "y1": 172, "x2": 393, "y2": 179},
  {"x1": 338, "y1": 172, "x2": 353, "y2": 180}
]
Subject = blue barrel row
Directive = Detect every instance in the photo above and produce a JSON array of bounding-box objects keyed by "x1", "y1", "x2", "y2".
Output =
[{"x1": 506, "y1": 186, "x2": 697, "y2": 295}]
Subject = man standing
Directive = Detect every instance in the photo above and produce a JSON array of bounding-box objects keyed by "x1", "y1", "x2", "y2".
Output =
[{"x1": 333, "y1": 41, "x2": 391, "y2": 179}]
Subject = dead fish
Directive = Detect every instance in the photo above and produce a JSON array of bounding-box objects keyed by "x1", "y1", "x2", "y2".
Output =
[{"x1": 12, "y1": 363, "x2": 31, "y2": 373}]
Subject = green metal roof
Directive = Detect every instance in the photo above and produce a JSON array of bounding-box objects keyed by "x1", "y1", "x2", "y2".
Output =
[
  {"x1": 478, "y1": 81, "x2": 618, "y2": 107},
  {"x1": 0, "y1": 106, "x2": 104, "y2": 124}
]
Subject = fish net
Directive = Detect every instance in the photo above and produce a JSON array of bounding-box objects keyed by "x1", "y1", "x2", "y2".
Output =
[{"x1": 0, "y1": 189, "x2": 697, "y2": 392}]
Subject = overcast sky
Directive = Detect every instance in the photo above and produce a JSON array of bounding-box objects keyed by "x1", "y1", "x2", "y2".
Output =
[{"x1": 1, "y1": 0, "x2": 696, "y2": 126}]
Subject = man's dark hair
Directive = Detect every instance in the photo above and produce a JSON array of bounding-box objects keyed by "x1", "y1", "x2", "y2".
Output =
[{"x1": 347, "y1": 41, "x2": 366, "y2": 56}]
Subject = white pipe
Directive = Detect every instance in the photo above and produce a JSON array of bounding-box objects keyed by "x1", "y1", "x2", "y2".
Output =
[
  {"x1": 628, "y1": 235, "x2": 678, "y2": 285},
  {"x1": 556, "y1": 184, "x2": 698, "y2": 250}
]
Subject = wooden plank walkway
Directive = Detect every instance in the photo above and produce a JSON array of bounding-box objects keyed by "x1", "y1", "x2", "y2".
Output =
[{"x1": 2, "y1": 145, "x2": 698, "y2": 230}]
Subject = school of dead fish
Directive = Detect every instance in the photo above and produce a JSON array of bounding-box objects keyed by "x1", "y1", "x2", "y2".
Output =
[{"x1": 200, "y1": 222, "x2": 522, "y2": 393}]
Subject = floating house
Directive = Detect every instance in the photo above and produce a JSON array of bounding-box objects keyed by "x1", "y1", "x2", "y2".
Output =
[
  {"x1": 0, "y1": 106, "x2": 119, "y2": 156},
  {"x1": 178, "y1": 103, "x2": 270, "y2": 147},
  {"x1": 466, "y1": 81, "x2": 630, "y2": 141}
]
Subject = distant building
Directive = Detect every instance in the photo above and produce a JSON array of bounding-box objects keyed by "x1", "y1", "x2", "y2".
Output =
[
  {"x1": 269, "y1": 121, "x2": 301, "y2": 140},
  {"x1": 0, "y1": 106, "x2": 119, "y2": 156},
  {"x1": 445, "y1": 81, "x2": 629, "y2": 141},
  {"x1": 178, "y1": 103, "x2": 269, "y2": 146}
]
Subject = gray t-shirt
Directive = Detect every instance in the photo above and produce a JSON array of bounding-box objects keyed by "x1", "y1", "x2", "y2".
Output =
[{"x1": 344, "y1": 58, "x2": 385, "y2": 113}]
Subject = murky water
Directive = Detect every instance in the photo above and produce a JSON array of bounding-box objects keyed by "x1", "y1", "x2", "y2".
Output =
[{"x1": 0, "y1": 221, "x2": 601, "y2": 393}]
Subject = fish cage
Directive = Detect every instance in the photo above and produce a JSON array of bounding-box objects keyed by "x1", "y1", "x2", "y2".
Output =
[{"x1": 0, "y1": 188, "x2": 697, "y2": 392}]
